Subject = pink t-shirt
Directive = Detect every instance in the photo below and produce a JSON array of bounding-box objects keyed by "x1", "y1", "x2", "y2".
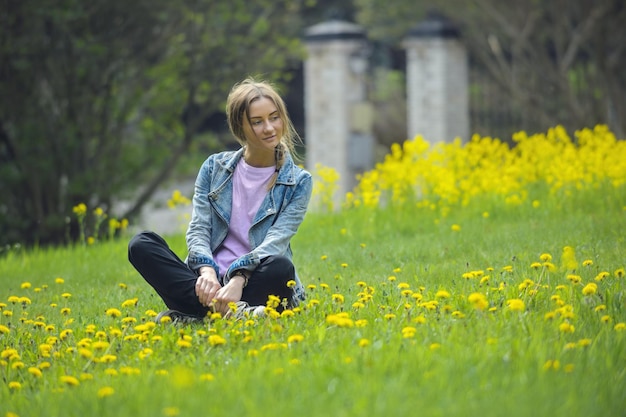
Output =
[{"x1": 214, "y1": 158, "x2": 275, "y2": 277}]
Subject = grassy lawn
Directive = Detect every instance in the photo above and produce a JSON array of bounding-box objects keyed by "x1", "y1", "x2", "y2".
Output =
[{"x1": 1, "y1": 127, "x2": 625, "y2": 417}]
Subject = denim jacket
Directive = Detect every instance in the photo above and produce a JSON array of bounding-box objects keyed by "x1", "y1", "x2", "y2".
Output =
[{"x1": 185, "y1": 148, "x2": 312, "y2": 304}]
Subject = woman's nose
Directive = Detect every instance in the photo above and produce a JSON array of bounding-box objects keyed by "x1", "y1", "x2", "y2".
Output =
[{"x1": 263, "y1": 120, "x2": 275, "y2": 133}]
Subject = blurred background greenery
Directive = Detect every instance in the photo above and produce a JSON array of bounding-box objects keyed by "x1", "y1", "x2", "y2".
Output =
[{"x1": 1, "y1": 0, "x2": 624, "y2": 247}]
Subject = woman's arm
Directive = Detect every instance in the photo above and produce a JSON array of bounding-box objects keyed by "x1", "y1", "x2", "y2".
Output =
[{"x1": 186, "y1": 158, "x2": 220, "y2": 275}]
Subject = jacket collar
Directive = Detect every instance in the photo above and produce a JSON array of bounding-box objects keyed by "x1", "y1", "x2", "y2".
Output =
[{"x1": 216, "y1": 147, "x2": 297, "y2": 186}]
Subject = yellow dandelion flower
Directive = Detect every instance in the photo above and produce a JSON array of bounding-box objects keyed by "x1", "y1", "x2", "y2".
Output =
[
  {"x1": 429, "y1": 343, "x2": 441, "y2": 350},
  {"x1": 451, "y1": 311, "x2": 465, "y2": 319},
  {"x1": 582, "y1": 260, "x2": 593, "y2": 267},
  {"x1": 543, "y1": 360, "x2": 560, "y2": 371},
  {"x1": 566, "y1": 274, "x2": 582, "y2": 284},
  {"x1": 402, "y1": 326, "x2": 417, "y2": 338},
  {"x1": 61, "y1": 293, "x2": 72, "y2": 299},
  {"x1": 8, "y1": 381, "x2": 22, "y2": 390},
  {"x1": 434, "y1": 289, "x2": 451, "y2": 300},
  {"x1": 287, "y1": 334, "x2": 304, "y2": 344},
  {"x1": 358, "y1": 338, "x2": 370, "y2": 348},
  {"x1": 21, "y1": 282, "x2": 31, "y2": 289},
  {"x1": 559, "y1": 322, "x2": 575, "y2": 333},
  {"x1": 451, "y1": 224, "x2": 461, "y2": 232},
  {"x1": 539, "y1": 253, "x2": 552, "y2": 262},
  {"x1": 543, "y1": 262, "x2": 557, "y2": 272},
  {"x1": 413, "y1": 315, "x2": 427, "y2": 324},
  {"x1": 615, "y1": 268, "x2": 625, "y2": 278},
  {"x1": 121, "y1": 298, "x2": 138, "y2": 308},
  {"x1": 98, "y1": 386, "x2": 115, "y2": 398},
  {"x1": 200, "y1": 373, "x2": 215, "y2": 381},
  {"x1": 80, "y1": 373, "x2": 94, "y2": 381},
  {"x1": 92, "y1": 341, "x2": 109, "y2": 351},
  {"x1": 208, "y1": 334, "x2": 226, "y2": 346},
  {"x1": 100, "y1": 354, "x2": 117, "y2": 363},
  {"x1": 0, "y1": 324, "x2": 9, "y2": 334},
  {"x1": 468, "y1": 292, "x2": 488, "y2": 311},
  {"x1": 118, "y1": 283, "x2": 128, "y2": 289},
  {"x1": 326, "y1": 312, "x2": 354, "y2": 328},
  {"x1": 582, "y1": 283, "x2": 597, "y2": 296},
  {"x1": 331, "y1": 293, "x2": 344, "y2": 303},
  {"x1": 614, "y1": 322, "x2": 626, "y2": 331},
  {"x1": 506, "y1": 299, "x2": 525, "y2": 312},
  {"x1": 355, "y1": 319, "x2": 368, "y2": 327},
  {"x1": 286, "y1": 280, "x2": 296, "y2": 288},
  {"x1": 73, "y1": 203, "x2": 87, "y2": 216},
  {"x1": 60, "y1": 375, "x2": 80, "y2": 386},
  {"x1": 564, "y1": 342, "x2": 577, "y2": 350},
  {"x1": 78, "y1": 348, "x2": 93, "y2": 358},
  {"x1": 387, "y1": 275, "x2": 396, "y2": 282},
  {"x1": 281, "y1": 309, "x2": 295, "y2": 318},
  {"x1": 595, "y1": 272, "x2": 610, "y2": 282},
  {"x1": 28, "y1": 367, "x2": 43, "y2": 378}
]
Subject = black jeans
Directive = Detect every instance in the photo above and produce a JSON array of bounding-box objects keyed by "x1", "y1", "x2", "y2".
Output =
[{"x1": 128, "y1": 231, "x2": 296, "y2": 317}]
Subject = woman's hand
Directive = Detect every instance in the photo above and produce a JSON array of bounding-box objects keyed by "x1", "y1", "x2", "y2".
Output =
[
  {"x1": 212, "y1": 275, "x2": 246, "y2": 314},
  {"x1": 195, "y1": 267, "x2": 222, "y2": 308}
]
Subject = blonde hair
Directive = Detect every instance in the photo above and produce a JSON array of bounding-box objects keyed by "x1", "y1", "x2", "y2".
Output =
[{"x1": 226, "y1": 78, "x2": 302, "y2": 180}]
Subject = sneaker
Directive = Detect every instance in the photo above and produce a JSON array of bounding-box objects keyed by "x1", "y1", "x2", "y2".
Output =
[
  {"x1": 224, "y1": 301, "x2": 266, "y2": 320},
  {"x1": 155, "y1": 309, "x2": 204, "y2": 325}
]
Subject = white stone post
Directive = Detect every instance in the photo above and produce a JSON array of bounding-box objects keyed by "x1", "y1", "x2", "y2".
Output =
[
  {"x1": 404, "y1": 13, "x2": 469, "y2": 143},
  {"x1": 304, "y1": 20, "x2": 373, "y2": 203}
]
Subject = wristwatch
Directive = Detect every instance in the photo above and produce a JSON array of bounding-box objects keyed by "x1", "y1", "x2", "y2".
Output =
[{"x1": 231, "y1": 271, "x2": 249, "y2": 287}]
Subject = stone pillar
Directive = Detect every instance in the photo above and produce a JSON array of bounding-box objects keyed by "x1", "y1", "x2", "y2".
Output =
[
  {"x1": 403, "y1": 12, "x2": 469, "y2": 143},
  {"x1": 304, "y1": 20, "x2": 373, "y2": 201}
]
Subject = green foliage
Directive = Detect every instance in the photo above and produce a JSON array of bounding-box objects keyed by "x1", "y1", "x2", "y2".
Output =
[{"x1": 0, "y1": 0, "x2": 307, "y2": 247}]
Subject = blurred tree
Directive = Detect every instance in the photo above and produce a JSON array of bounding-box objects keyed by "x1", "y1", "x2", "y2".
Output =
[
  {"x1": 0, "y1": 0, "x2": 306, "y2": 247},
  {"x1": 354, "y1": 0, "x2": 626, "y2": 139}
]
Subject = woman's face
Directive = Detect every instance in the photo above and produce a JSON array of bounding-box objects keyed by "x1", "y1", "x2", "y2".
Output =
[{"x1": 243, "y1": 96, "x2": 283, "y2": 158}]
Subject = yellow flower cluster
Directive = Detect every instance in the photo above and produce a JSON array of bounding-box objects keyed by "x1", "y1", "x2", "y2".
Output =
[{"x1": 315, "y1": 125, "x2": 626, "y2": 210}]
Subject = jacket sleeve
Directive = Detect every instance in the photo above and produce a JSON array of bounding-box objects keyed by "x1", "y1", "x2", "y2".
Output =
[{"x1": 185, "y1": 157, "x2": 220, "y2": 275}]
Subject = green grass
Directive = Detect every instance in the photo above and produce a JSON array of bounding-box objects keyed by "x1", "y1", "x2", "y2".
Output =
[{"x1": 1, "y1": 186, "x2": 625, "y2": 417}]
